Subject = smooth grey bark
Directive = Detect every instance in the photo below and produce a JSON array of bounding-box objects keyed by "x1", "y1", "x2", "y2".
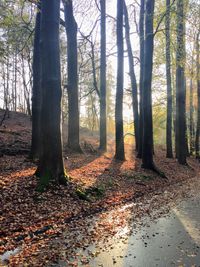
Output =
[
  {"x1": 189, "y1": 68, "x2": 195, "y2": 155},
  {"x1": 137, "y1": 0, "x2": 145, "y2": 158},
  {"x1": 195, "y1": 31, "x2": 200, "y2": 159},
  {"x1": 31, "y1": 3, "x2": 41, "y2": 159},
  {"x1": 99, "y1": 0, "x2": 107, "y2": 151},
  {"x1": 165, "y1": 0, "x2": 173, "y2": 158},
  {"x1": 115, "y1": 0, "x2": 125, "y2": 161},
  {"x1": 124, "y1": 0, "x2": 139, "y2": 152},
  {"x1": 36, "y1": 0, "x2": 66, "y2": 184},
  {"x1": 176, "y1": 0, "x2": 187, "y2": 165},
  {"x1": 141, "y1": 0, "x2": 155, "y2": 169},
  {"x1": 63, "y1": 0, "x2": 81, "y2": 152}
]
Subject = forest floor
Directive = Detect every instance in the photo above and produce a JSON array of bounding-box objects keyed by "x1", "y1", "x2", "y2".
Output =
[{"x1": 0, "y1": 109, "x2": 200, "y2": 266}]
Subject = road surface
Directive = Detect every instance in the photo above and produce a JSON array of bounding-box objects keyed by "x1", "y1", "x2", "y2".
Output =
[{"x1": 86, "y1": 195, "x2": 200, "y2": 266}]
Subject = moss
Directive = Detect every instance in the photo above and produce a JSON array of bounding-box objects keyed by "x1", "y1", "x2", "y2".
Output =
[
  {"x1": 85, "y1": 185, "x2": 105, "y2": 198},
  {"x1": 58, "y1": 173, "x2": 70, "y2": 185},
  {"x1": 76, "y1": 185, "x2": 105, "y2": 201},
  {"x1": 36, "y1": 169, "x2": 70, "y2": 192},
  {"x1": 125, "y1": 172, "x2": 153, "y2": 181},
  {"x1": 138, "y1": 174, "x2": 153, "y2": 181},
  {"x1": 106, "y1": 178, "x2": 114, "y2": 188},
  {"x1": 76, "y1": 188, "x2": 90, "y2": 201},
  {"x1": 36, "y1": 171, "x2": 51, "y2": 192}
]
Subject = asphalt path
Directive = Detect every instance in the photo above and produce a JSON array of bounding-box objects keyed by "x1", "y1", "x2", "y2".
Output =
[{"x1": 84, "y1": 194, "x2": 200, "y2": 267}]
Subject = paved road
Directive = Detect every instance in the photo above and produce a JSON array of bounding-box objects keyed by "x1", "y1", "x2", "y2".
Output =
[{"x1": 84, "y1": 195, "x2": 200, "y2": 267}]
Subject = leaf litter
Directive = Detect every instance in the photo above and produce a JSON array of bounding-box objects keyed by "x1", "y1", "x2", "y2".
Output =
[{"x1": 0, "y1": 110, "x2": 199, "y2": 266}]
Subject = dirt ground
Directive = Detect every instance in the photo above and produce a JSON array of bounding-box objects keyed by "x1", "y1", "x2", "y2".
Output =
[{"x1": 0, "y1": 109, "x2": 199, "y2": 266}]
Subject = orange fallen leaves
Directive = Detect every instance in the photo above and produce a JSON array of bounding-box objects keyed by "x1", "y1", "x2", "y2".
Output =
[{"x1": 0, "y1": 111, "x2": 199, "y2": 266}]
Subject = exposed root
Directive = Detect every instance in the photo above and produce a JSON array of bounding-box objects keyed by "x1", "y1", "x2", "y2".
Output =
[{"x1": 141, "y1": 163, "x2": 168, "y2": 180}]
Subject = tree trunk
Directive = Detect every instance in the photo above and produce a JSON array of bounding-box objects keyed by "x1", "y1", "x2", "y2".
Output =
[
  {"x1": 137, "y1": 0, "x2": 145, "y2": 158},
  {"x1": 124, "y1": 0, "x2": 139, "y2": 152},
  {"x1": 63, "y1": 0, "x2": 81, "y2": 152},
  {"x1": 165, "y1": 0, "x2": 173, "y2": 158},
  {"x1": 189, "y1": 72, "x2": 195, "y2": 155},
  {"x1": 142, "y1": 0, "x2": 155, "y2": 169},
  {"x1": 90, "y1": 42, "x2": 100, "y2": 97},
  {"x1": 36, "y1": 0, "x2": 66, "y2": 185},
  {"x1": 115, "y1": 0, "x2": 125, "y2": 161},
  {"x1": 21, "y1": 53, "x2": 31, "y2": 116},
  {"x1": 176, "y1": 0, "x2": 187, "y2": 165},
  {"x1": 184, "y1": 77, "x2": 190, "y2": 157},
  {"x1": 189, "y1": 47, "x2": 195, "y2": 155},
  {"x1": 195, "y1": 31, "x2": 200, "y2": 159},
  {"x1": 14, "y1": 53, "x2": 17, "y2": 111},
  {"x1": 99, "y1": 0, "x2": 107, "y2": 151}
]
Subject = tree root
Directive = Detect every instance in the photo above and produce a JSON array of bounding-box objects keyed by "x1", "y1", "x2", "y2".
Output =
[{"x1": 141, "y1": 163, "x2": 168, "y2": 180}]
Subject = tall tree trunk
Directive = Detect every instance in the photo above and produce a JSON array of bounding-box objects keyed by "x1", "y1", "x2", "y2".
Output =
[
  {"x1": 142, "y1": 0, "x2": 157, "y2": 170},
  {"x1": 63, "y1": 0, "x2": 81, "y2": 152},
  {"x1": 176, "y1": 0, "x2": 187, "y2": 165},
  {"x1": 165, "y1": 0, "x2": 173, "y2": 158},
  {"x1": 115, "y1": 0, "x2": 125, "y2": 161},
  {"x1": 195, "y1": 31, "x2": 200, "y2": 159},
  {"x1": 99, "y1": 0, "x2": 107, "y2": 151},
  {"x1": 184, "y1": 77, "x2": 190, "y2": 157},
  {"x1": 137, "y1": 0, "x2": 145, "y2": 158},
  {"x1": 124, "y1": 0, "x2": 139, "y2": 152},
  {"x1": 36, "y1": 0, "x2": 66, "y2": 184},
  {"x1": 189, "y1": 65, "x2": 195, "y2": 155},
  {"x1": 14, "y1": 53, "x2": 17, "y2": 111}
]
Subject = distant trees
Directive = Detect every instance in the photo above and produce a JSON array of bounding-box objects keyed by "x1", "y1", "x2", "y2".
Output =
[
  {"x1": 115, "y1": 0, "x2": 125, "y2": 160},
  {"x1": 0, "y1": 1, "x2": 33, "y2": 115},
  {"x1": 1, "y1": 0, "x2": 200, "y2": 182},
  {"x1": 36, "y1": 0, "x2": 66, "y2": 184}
]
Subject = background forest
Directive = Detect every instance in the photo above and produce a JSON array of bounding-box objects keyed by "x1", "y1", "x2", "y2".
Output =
[
  {"x1": 0, "y1": 0, "x2": 199, "y2": 170},
  {"x1": 0, "y1": 0, "x2": 199, "y2": 163},
  {"x1": 0, "y1": 0, "x2": 200, "y2": 265}
]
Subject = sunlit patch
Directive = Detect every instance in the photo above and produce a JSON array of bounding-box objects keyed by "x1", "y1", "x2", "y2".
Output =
[
  {"x1": 173, "y1": 207, "x2": 200, "y2": 244},
  {"x1": 9, "y1": 168, "x2": 36, "y2": 179},
  {"x1": 69, "y1": 156, "x2": 116, "y2": 188},
  {"x1": 0, "y1": 167, "x2": 36, "y2": 187}
]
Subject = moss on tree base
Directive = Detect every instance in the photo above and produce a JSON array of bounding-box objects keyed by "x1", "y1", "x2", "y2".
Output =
[{"x1": 35, "y1": 168, "x2": 70, "y2": 192}]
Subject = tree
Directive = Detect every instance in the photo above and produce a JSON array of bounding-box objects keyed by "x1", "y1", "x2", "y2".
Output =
[
  {"x1": 137, "y1": 0, "x2": 145, "y2": 158},
  {"x1": 189, "y1": 54, "x2": 195, "y2": 155},
  {"x1": 115, "y1": 0, "x2": 125, "y2": 161},
  {"x1": 99, "y1": 0, "x2": 107, "y2": 151},
  {"x1": 30, "y1": 2, "x2": 41, "y2": 159},
  {"x1": 165, "y1": 0, "x2": 173, "y2": 158},
  {"x1": 141, "y1": 0, "x2": 155, "y2": 169},
  {"x1": 176, "y1": 0, "x2": 187, "y2": 165},
  {"x1": 36, "y1": 0, "x2": 66, "y2": 184},
  {"x1": 63, "y1": 0, "x2": 81, "y2": 152},
  {"x1": 195, "y1": 30, "x2": 200, "y2": 159},
  {"x1": 124, "y1": 0, "x2": 139, "y2": 152}
]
